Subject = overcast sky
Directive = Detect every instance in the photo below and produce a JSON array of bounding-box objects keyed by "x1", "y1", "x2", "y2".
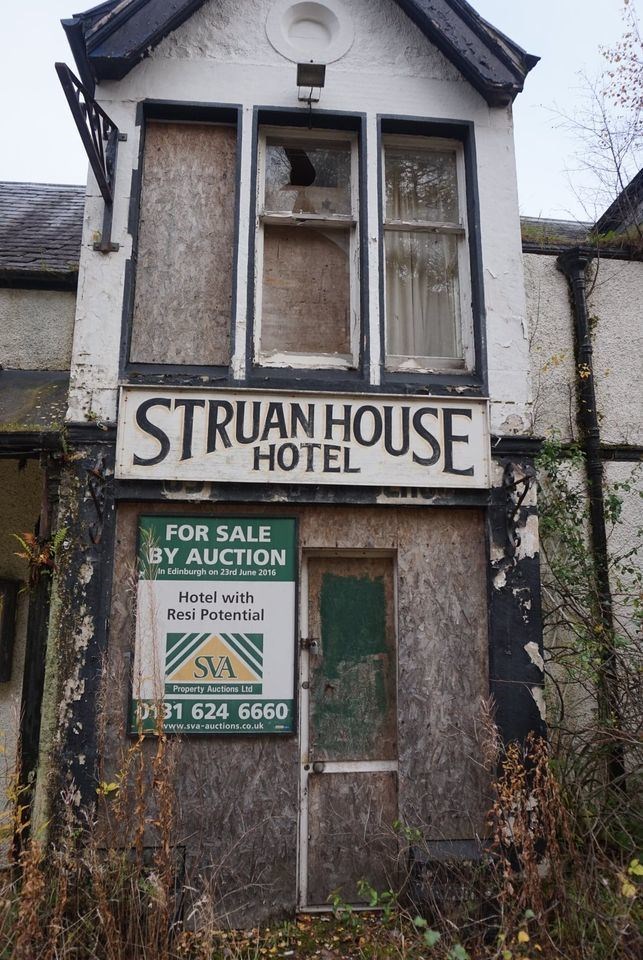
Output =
[{"x1": 0, "y1": 0, "x2": 638, "y2": 220}]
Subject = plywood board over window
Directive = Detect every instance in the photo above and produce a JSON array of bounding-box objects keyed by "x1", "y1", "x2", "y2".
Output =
[{"x1": 130, "y1": 122, "x2": 237, "y2": 367}]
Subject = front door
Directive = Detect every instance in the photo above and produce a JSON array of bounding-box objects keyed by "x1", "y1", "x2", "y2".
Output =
[{"x1": 298, "y1": 554, "x2": 399, "y2": 908}]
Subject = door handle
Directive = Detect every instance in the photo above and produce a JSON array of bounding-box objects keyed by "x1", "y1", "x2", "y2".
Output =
[
  {"x1": 312, "y1": 761, "x2": 325, "y2": 774},
  {"x1": 300, "y1": 637, "x2": 320, "y2": 654}
]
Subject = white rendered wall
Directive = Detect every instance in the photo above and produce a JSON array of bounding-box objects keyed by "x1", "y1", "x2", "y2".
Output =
[
  {"x1": 590, "y1": 259, "x2": 643, "y2": 447},
  {"x1": 0, "y1": 289, "x2": 76, "y2": 370},
  {"x1": 68, "y1": 0, "x2": 531, "y2": 437},
  {"x1": 524, "y1": 253, "x2": 577, "y2": 441}
]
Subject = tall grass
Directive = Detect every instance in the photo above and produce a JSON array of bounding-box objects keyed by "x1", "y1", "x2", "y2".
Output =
[{"x1": 0, "y1": 717, "x2": 639, "y2": 959}]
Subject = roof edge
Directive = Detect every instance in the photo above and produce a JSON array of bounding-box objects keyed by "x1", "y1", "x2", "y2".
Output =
[
  {"x1": 594, "y1": 168, "x2": 643, "y2": 236},
  {"x1": 63, "y1": 0, "x2": 539, "y2": 105}
]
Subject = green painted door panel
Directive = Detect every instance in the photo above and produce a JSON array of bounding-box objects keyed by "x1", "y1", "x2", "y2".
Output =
[{"x1": 308, "y1": 557, "x2": 397, "y2": 761}]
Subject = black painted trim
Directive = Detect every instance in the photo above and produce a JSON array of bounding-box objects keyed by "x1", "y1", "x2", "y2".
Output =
[
  {"x1": 486, "y1": 461, "x2": 546, "y2": 748},
  {"x1": 114, "y1": 478, "x2": 490, "y2": 508},
  {"x1": 0, "y1": 425, "x2": 115, "y2": 457},
  {"x1": 120, "y1": 100, "x2": 244, "y2": 382},
  {"x1": 0, "y1": 271, "x2": 78, "y2": 292},
  {"x1": 0, "y1": 432, "x2": 62, "y2": 455},
  {"x1": 245, "y1": 106, "x2": 369, "y2": 388},
  {"x1": 0, "y1": 579, "x2": 18, "y2": 683},
  {"x1": 116, "y1": 372, "x2": 491, "y2": 396},
  {"x1": 394, "y1": 0, "x2": 534, "y2": 105},
  {"x1": 537, "y1": 441, "x2": 643, "y2": 463},
  {"x1": 595, "y1": 168, "x2": 643, "y2": 236},
  {"x1": 522, "y1": 240, "x2": 643, "y2": 261},
  {"x1": 55, "y1": 443, "x2": 118, "y2": 807},
  {"x1": 377, "y1": 115, "x2": 487, "y2": 395},
  {"x1": 65, "y1": 422, "x2": 117, "y2": 444},
  {"x1": 600, "y1": 444, "x2": 643, "y2": 463},
  {"x1": 492, "y1": 435, "x2": 543, "y2": 459}
]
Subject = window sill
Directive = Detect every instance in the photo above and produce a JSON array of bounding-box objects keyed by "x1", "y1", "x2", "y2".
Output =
[
  {"x1": 386, "y1": 356, "x2": 467, "y2": 374},
  {"x1": 260, "y1": 213, "x2": 356, "y2": 229},
  {"x1": 256, "y1": 351, "x2": 357, "y2": 371}
]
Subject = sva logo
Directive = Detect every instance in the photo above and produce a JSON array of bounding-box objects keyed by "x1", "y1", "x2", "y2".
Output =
[{"x1": 193, "y1": 655, "x2": 237, "y2": 680}]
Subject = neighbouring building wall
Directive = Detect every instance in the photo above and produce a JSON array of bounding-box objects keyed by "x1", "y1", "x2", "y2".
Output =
[
  {"x1": 0, "y1": 288, "x2": 76, "y2": 370},
  {"x1": 0, "y1": 460, "x2": 43, "y2": 839},
  {"x1": 589, "y1": 259, "x2": 643, "y2": 448},
  {"x1": 524, "y1": 246, "x2": 642, "y2": 738},
  {"x1": 524, "y1": 252, "x2": 577, "y2": 441},
  {"x1": 604, "y1": 458, "x2": 643, "y2": 636},
  {"x1": 525, "y1": 251, "x2": 643, "y2": 445}
]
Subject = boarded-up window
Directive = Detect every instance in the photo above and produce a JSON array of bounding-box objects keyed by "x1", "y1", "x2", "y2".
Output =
[
  {"x1": 261, "y1": 225, "x2": 350, "y2": 355},
  {"x1": 256, "y1": 131, "x2": 358, "y2": 367},
  {"x1": 130, "y1": 122, "x2": 237, "y2": 366}
]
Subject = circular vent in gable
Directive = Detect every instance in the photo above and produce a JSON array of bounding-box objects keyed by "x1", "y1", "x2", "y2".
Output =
[{"x1": 266, "y1": 0, "x2": 354, "y2": 63}]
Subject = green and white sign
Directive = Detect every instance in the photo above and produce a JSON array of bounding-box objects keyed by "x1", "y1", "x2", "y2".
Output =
[{"x1": 131, "y1": 516, "x2": 297, "y2": 734}]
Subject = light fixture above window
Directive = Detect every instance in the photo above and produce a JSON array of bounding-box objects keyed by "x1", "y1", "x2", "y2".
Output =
[{"x1": 297, "y1": 61, "x2": 326, "y2": 103}]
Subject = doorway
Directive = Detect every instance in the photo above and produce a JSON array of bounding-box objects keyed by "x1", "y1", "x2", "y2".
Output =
[{"x1": 298, "y1": 553, "x2": 399, "y2": 908}]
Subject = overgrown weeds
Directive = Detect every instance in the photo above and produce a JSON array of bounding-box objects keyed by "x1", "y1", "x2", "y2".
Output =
[{"x1": 0, "y1": 720, "x2": 640, "y2": 958}]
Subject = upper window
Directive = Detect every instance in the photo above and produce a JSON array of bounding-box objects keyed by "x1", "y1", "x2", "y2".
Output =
[
  {"x1": 254, "y1": 127, "x2": 360, "y2": 369},
  {"x1": 130, "y1": 119, "x2": 237, "y2": 367},
  {"x1": 382, "y1": 135, "x2": 473, "y2": 373}
]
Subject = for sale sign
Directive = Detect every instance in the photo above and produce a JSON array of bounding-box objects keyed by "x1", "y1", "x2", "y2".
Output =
[{"x1": 130, "y1": 516, "x2": 297, "y2": 734}]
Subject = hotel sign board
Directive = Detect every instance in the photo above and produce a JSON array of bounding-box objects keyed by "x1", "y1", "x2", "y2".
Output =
[{"x1": 116, "y1": 388, "x2": 490, "y2": 489}]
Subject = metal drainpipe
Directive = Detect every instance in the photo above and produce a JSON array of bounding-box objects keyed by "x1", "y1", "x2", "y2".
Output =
[{"x1": 557, "y1": 248, "x2": 625, "y2": 787}]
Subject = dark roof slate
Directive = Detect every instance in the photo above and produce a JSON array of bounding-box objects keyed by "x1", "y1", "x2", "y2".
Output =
[
  {"x1": 0, "y1": 182, "x2": 84, "y2": 286},
  {"x1": 595, "y1": 169, "x2": 643, "y2": 237},
  {"x1": 63, "y1": 0, "x2": 538, "y2": 106},
  {"x1": 520, "y1": 213, "x2": 642, "y2": 259}
]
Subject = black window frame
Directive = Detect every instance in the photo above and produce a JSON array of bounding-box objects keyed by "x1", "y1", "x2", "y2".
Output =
[
  {"x1": 245, "y1": 106, "x2": 370, "y2": 392},
  {"x1": 377, "y1": 115, "x2": 487, "y2": 397}
]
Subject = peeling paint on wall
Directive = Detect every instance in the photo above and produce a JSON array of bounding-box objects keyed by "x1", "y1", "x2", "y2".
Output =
[
  {"x1": 524, "y1": 640, "x2": 544, "y2": 673},
  {"x1": 487, "y1": 455, "x2": 546, "y2": 745}
]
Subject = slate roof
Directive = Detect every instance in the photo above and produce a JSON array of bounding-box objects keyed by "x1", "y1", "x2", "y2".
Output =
[
  {"x1": 0, "y1": 182, "x2": 84, "y2": 287},
  {"x1": 595, "y1": 168, "x2": 643, "y2": 237},
  {"x1": 520, "y1": 217, "x2": 591, "y2": 253},
  {"x1": 63, "y1": 0, "x2": 538, "y2": 106},
  {"x1": 521, "y1": 202, "x2": 643, "y2": 258}
]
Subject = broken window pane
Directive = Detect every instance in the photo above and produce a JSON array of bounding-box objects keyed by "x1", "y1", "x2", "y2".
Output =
[
  {"x1": 264, "y1": 138, "x2": 351, "y2": 216},
  {"x1": 261, "y1": 224, "x2": 351, "y2": 356},
  {"x1": 385, "y1": 231, "x2": 461, "y2": 359}
]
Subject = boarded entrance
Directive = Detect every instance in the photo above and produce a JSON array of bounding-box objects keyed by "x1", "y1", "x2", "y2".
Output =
[{"x1": 299, "y1": 556, "x2": 399, "y2": 907}]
